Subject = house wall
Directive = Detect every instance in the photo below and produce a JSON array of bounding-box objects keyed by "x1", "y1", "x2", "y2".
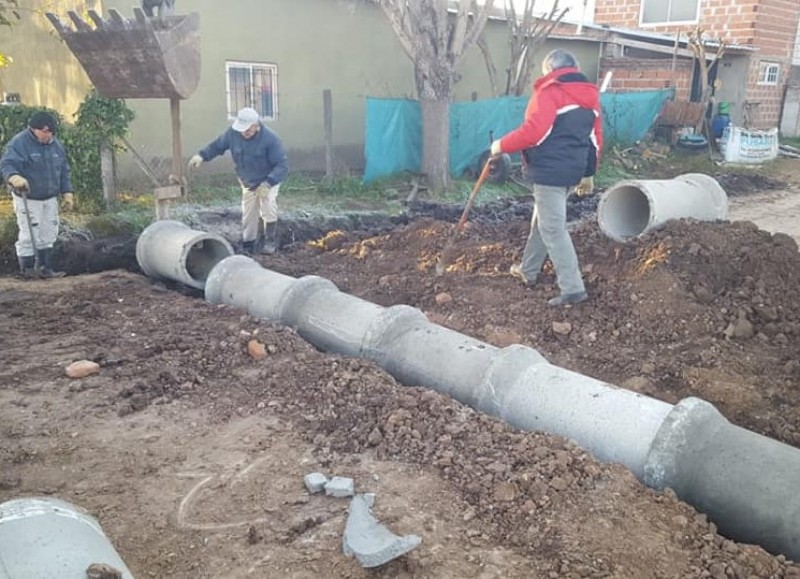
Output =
[
  {"x1": 101, "y1": 0, "x2": 601, "y2": 179},
  {"x1": 599, "y1": 58, "x2": 693, "y2": 99},
  {"x1": 0, "y1": 0, "x2": 100, "y2": 119},
  {"x1": 592, "y1": 0, "x2": 800, "y2": 128}
]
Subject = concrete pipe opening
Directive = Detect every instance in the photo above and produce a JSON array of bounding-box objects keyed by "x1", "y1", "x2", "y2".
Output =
[
  {"x1": 136, "y1": 220, "x2": 234, "y2": 290},
  {"x1": 598, "y1": 173, "x2": 729, "y2": 243}
]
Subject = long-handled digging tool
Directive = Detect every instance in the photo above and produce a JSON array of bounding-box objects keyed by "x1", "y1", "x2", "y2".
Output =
[
  {"x1": 12, "y1": 186, "x2": 43, "y2": 277},
  {"x1": 435, "y1": 158, "x2": 493, "y2": 276}
]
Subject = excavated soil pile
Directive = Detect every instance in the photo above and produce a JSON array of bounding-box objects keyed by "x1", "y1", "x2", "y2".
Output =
[
  {"x1": 2, "y1": 212, "x2": 800, "y2": 577},
  {"x1": 271, "y1": 217, "x2": 800, "y2": 446}
]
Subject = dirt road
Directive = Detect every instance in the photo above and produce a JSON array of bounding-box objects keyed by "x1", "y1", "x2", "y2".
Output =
[{"x1": 729, "y1": 186, "x2": 800, "y2": 242}]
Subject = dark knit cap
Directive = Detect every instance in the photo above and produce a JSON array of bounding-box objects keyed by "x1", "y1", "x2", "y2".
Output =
[{"x1": 28, "y1": 111, "x2": 58, "y2": 133}]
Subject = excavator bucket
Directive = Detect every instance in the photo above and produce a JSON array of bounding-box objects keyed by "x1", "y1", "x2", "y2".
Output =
[{"x1": 45, "y1": 8, "x2": 200, "y2": 100}]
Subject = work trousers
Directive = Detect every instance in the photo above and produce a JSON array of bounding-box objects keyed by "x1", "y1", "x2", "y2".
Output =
[
  {"x1": 241, "y1": 181, "x2": 280, "y2": 243},
  {"x1": 12, "y1": 194, "x2": 59, "y2": 257},
  {"x1": 519, "y1": 183, "x2": 585, "y2": 296}
]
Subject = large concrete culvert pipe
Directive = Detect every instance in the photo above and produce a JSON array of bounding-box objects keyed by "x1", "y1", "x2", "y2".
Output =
[
  {"x1": 598, "y1": 173, "x2": 729, "y2": 242},
  {"x1": 136, "y1": 220, "x2": 234, "y2": 290},
  {"x1": 0, "y1": 497, "x2": 133, "y2": 578},
  {"x1": 143, "y1": 225, "x2": 800, "y2": 561}
]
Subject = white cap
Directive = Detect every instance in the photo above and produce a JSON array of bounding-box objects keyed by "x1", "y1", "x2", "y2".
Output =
[{"x1": 231, "y1": 107, "x2": 260, "y2": 132}]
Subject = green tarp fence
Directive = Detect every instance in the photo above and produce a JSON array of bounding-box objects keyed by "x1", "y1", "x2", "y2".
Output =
[{"x1": 363, "y1": 89, "x2": 673, "y2": 183}]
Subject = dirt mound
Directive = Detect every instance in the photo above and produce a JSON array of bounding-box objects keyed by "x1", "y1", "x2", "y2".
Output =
[
  {"x1": 715, "y1": 172, "x2": 785, "y2": 196},
  {"x1": 1, "y1": 272, "x2": 796, "y2": 577},
  {"x1": 272, "y1": 215, "x2": 800, "y2": 448}
]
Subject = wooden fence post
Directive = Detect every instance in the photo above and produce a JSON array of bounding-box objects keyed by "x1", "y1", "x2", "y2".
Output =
[
  {"x1": 100, "y1": 141, "x2": 116, "y2": 204},
  {"x1": 323, "y1": 89, "x2": 333, "y2": 178}
]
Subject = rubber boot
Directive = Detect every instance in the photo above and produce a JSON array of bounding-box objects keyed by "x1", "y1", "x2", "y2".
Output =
[
  {"x1": 39, "y1": 248, "x2": 66, "y2": 278},
  {"x1": 17, "y1": 255, "x2": 37, "y2": 279},
  {"x1": 260, "y1": 221, "x2": 278, "y2": 255}
]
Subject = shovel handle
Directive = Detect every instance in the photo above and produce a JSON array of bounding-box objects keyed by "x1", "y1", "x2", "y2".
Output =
[{"x1": 457, "y1": 158, "x2": 493, "y2": 231}]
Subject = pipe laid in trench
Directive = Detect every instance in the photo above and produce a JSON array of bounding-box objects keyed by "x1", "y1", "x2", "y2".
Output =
[
  {"x1": 138, "y1": 223, "x2": 800, "y2": 561},
  {"x1": 135, "y1": 219, "x2": 234, "y2": 290},
  {"x1": 598, "y1": 173, "x2": 729, "y2": 242}
]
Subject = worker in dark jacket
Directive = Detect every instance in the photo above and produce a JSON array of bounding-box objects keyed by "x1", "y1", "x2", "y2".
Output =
[
  {"x1": 491, "y1": 49, "x2": 603, "y2": 307},
  {"x1": 189, "y1": 107, "x2": 289, "y2": 254},
  {"x1": 1, "y1": 111, "x2": 74, "y2": 278}
]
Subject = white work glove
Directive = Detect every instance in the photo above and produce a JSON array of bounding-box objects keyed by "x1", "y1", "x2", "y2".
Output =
[
  {"x1": 575, "y1": 176, "x2": 594, "y2": 197},
  {"x1": 8, "y1": 174, "x2": 29, "y2": 191},
  {"x1": 490, "y1": 139, "x2": 503, "y2": 157},
  {"x1": 62, "y1": 192, "x2": 75, "y2": 211},
  {"x1": 188, "y1": 154, "x2": 204, "y2": 169}
]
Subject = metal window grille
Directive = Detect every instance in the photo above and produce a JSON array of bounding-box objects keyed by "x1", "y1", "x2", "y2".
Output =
[
  {"x1": 225, "y1": 61, "x2": 279, "y2": 120},
  {"x1": 758, "y1": 63, "x2": 780, "y2": 86}
]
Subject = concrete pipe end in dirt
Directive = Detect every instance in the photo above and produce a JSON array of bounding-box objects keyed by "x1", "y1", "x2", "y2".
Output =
[
  {"x1": 0, "y1": 497, "x2": 133, "y2": 578},
  {"x1": 136, "y1": 220, "x2": 234, "y2": 290},
  {"x1": 598, "y1": 173, "x2": 729, "y2": 243}
]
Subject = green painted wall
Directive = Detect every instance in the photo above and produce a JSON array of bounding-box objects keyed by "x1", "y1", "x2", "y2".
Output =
[
  {"x1": 101, "y1": 0, "x2": 600, "y2": 177},
  {"x1": 0, "y1": 0, "x2": 100, "y2": 118}
]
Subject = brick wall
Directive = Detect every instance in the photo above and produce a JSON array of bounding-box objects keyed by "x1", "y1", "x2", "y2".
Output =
[
  {"x1": 593, "y1": 0, "x2": 760, "y2": 43},
  {"x1": 599, "y1": 58, "x2": 693, "y2": 100},
  {"x1": 593, "y1": 0, "x2": 800, "y2": 127}
]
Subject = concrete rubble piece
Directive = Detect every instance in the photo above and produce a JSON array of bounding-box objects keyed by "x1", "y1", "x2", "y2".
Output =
[
  {"x1": 324, "y1": 476, "x2": 355, "y2": 498},
  {"x1": 303, "y1": 472, "x2": 328, "y2": 494},
  {"x1": 343, "y1": 494, "x2": 422, "y2": 568}
]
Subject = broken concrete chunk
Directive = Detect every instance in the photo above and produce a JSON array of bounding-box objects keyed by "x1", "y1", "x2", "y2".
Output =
[
  {"x1": 343, "y1": 493, "x2": 422, "y2": 568},
  {"x1": 65, "y1": 360, "x2": 100, "y2": 379},
  {"x1": 324, "y1": 476, "x2": 355, "y2": 498},
  {"x1": 304, "y1": 472, "x2": 328, "y2": 494}
]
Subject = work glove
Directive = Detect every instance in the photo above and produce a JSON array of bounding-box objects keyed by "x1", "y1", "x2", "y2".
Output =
[
  {"x1": 8, "y1": 174, "x2": 29, "y2": 191},
  {"x1": 62, "y1": 192, "x2": 75, "y2": 212},
  {"x1": 490, "y1": 139, "x2": 503, "y2": 157},
  {"x1": 188, "y1": 154, "x2": 204, "y2": 169},
  {"x1": 575, "y1": 176, "x2": 594, "y2": 197}
]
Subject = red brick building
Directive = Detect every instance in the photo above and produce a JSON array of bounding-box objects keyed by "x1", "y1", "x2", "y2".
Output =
[{"x1": 589, "y1": 0, "x2": 800, "y2": 129}]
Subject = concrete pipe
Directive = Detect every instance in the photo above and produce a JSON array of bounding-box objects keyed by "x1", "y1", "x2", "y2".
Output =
[
  {"x1": 136, "y1": 220, "x2": 234, "y2": 290},
  {"x1": 0, "y1": 497, "x2": 133, "y2": 578},
  {"x1": 138, "y1": 224, "x2": 800, "y2": 560},
  {"x1": 598, "y1": 173, "x2": 728, "y2": 242}
]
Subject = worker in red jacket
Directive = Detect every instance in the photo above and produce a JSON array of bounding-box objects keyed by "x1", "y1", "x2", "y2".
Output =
[{"x1": 491, "y1": 49, "x2": 603, "y2": 307}]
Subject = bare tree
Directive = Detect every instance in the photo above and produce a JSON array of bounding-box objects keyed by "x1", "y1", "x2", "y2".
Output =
[
  {"x1": 375, "y1": 0, "x2": 495, "y2": 191},
  {"x1": 504, "y1": 0, "x2": 568, "y2": 96},
  {"x1": 476, "y1": 1, "x2": 567, "y2": 97}
]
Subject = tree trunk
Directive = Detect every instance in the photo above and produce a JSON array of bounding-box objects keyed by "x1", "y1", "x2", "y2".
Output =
[
  {"x1": 420, "y1": 97, "x2": 450, "y2": 191},
  {"x1": 415, "y1": 62, "x2": 453, "y2": 191}
]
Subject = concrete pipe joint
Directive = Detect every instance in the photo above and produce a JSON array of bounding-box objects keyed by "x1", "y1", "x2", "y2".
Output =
[
  {"x1": 0, "y1": 497, "x2": 133, "y2": 578},
  {"x1": 598, "y1": 173, "x2": 728, "y2": 242},
  {"x1": 136, "y1": 220, "x2": 234, "y2": 290}
]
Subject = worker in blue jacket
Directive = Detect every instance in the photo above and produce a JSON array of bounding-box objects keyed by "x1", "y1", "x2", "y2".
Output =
[
  {"x1": 1, "y1": 111, "x2": 74, "y2": 278},
  {"x1": 189, "y1": 107, "x2": 289, "y2": 254}
]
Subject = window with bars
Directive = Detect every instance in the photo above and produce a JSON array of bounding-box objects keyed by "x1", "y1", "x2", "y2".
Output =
[
  {"x1": 225, "y1": 61, "x2": 278, "y2": 121},
  {"x1": 640, "y1": 0, "x2": 699, "y2": 25},
  {"x1": 757, "y1": 62, "x2": 780, "y2": 86}
]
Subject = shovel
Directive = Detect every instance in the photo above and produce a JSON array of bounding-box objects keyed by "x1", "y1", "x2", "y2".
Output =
[
  {"x1": 12, "y1": 186, "x2": 43, "y2": 274},
  {"x1": 435, "y1": 158, "x2": 493, "y2": 276}
]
